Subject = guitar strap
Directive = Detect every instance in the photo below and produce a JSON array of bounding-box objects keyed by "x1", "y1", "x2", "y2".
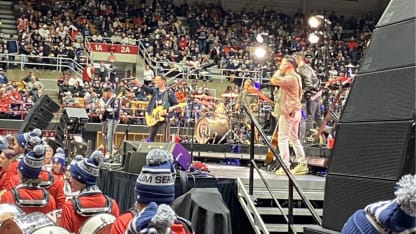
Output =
[{"x1": 161, "y1": 89, "x2": 170, "y2": 109}]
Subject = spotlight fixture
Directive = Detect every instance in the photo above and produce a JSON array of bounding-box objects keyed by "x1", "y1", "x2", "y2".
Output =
[
  {"x1": 256, "y1": 34, "x2": 264, "y2": 43},
  {"x1": 308, "y1": 33, "x2": 320, "y2": 44},
  {"x1": 308, "y1": 16, "x2": 320, "y2": 28},
  {"x1": 254, "y1": 47, "x2": 266, "y2": 59}
]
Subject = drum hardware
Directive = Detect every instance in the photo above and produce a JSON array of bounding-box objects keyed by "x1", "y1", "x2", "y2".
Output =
[{"x1": 47, "y1": 209, "x2": 62, "y2": 224}]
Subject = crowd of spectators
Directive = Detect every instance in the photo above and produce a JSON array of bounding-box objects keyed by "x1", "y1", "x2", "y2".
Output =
[
  {"x1": 11, "y1": 0, "x2": 375, "y2": 78},
  {"x1": 0, "y1": 0, "x2": 378, "y2": 124},
  {"x1": 0, "y1": 71, "x2": 45, "y2": 119}
]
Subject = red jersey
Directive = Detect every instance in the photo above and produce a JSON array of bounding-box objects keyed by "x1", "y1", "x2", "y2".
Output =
[
  {"x1": 0, "y1": 169, "x2": 19, "y2": 190},
  {"x1": 7, "y1": 159, "x2": 19, "y2": 178},
  {"x1": 52, "y1": 171, "x2": 65, "y2": 182},
  {"x1": 39, "y1": 170, "x2": 66, "y2": 209},
  {"x1": 59, "y1": 193, "x2": 119, "y2": 234},
  {"x1": 110, "y1": 212, "x2": 133, "y2": 234},
  {"x1": 110, "y1": 211, "x2": 189, "y2": 234},
  {"x1": 0, "y1": 186, "x2": 56, "y2": 214}
]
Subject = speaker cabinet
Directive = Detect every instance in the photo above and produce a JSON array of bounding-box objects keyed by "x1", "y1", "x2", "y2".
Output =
[
  {"x1": 19, "y1": 95, "x2": 60, "y2": 133},
  {"x1": 340, "y1": 66, "x2": 415, "y2": 122},
  {"x1": 322, "y1": 0, "x2": 416, "y2": 231},
  {"x1": 359, "y1": 19, "x2": 415, "y2": 73},
  {"x1": 328, "y1": 120, "x2": 414, "y2": 180},
  {"x1": 124, "y1": 151, "x2": 147, "y2": 174},
  {"x1": 322, "y1": 175, "x2": 396, "y2": 231}
]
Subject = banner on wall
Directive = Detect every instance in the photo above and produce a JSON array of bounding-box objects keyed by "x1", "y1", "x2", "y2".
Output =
[
  {"x1": 0, "y1": 128, "x2": 56, "y2": 137},
  {"x1": 89, "y1": 43, "x2": 139, "y2": 54}
]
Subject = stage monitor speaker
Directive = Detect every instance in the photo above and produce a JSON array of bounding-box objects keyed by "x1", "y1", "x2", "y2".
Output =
[
  {"x1": 63, "y1": 107, "x2": 89, "y2": 122},
  {"x1": 327, "y1": 120, "x2": 414, "y2": 181},
  {"x1": 340, "y1": 66, "x2": 415, "y2": 122},
  {"x1": 359, "y1": 18, "x2": 415, "y2": 74},
  {"x1": 124, "y1": 151, "x2": 147, "y2": 174},
  {"x1": 19, "y1": 95, "x2": 60, "y2": 133},
  {"x1": 120, "y1": 141, "x2": 141, "y2": 156},
  {"x1": 376, "y1": 0, "x2": 415, "y2": 27},
  {"x1": 124, "y1": 142, "x2": 192, "y2": 173},
  {"x1": 322, "y1": 174, "x2": 396, "y2": 231}
]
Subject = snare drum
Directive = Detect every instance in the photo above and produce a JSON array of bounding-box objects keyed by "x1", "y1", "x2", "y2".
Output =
[
  {"x1": 0, "y1": 212, "x2": 68, "y2": 234},
  {"x1": 79, "y1": 213, "x2": 116, "y2": 234},
  {"x1": 0, "y1": 204, "x2": 22, "y2": 224}
]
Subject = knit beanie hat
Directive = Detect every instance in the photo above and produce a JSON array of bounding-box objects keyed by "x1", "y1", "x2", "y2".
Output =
[
  {"x1": 0, "y1": 136, "x2": 9, "y2": 152},
  {"x1": 341, "y1": 174, "x2": 416, "y2": 234},
  {"x1": 18, "y1": 144, "x2": 45, "y2": 179},
  {"x1": 70, "y1": 150, "x2": 104, "y2": 186},
  {"x1": 15, "y1": 128, "x2": 42, "y2": 149},
  {"x1": 127, "y1": 202, "x2": 176, "y2": 234},
  {"x1": 25, "y1": 136, "x2": 42, "y2": 152},
  {"x1": 135, "y1": 149, "x2": 175, "y2": 205},
  {"x1": 52, "y1": 147, "x2": 66, "y2": 166},
  {"x1": 2, "y1": 149, "x2": 16, "y2": 160}
]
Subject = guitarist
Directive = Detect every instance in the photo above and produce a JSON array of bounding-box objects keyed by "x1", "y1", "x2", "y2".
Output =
[
  {"x1": 99, "y1": 87, "x2": 120, "y2": 158},
  {"x1": 141, "y1": 75, "x2": 178, "y2": 142}
]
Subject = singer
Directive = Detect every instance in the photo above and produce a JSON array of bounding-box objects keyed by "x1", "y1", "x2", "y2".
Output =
[{"x1": 270, "y1": 55, "x2": 308, "y2": 175}]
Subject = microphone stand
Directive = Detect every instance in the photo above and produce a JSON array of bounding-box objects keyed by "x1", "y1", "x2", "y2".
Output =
[{"x1": 189, "y1": 92, "x2": 196, "y2": 161}]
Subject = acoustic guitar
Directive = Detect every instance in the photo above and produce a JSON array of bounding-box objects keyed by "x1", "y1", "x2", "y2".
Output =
[
  {"x1": 264, "y1": 127, "x2": 278, "y2": 165},
  {"x1": 145, "y1": 103, "x2": 186, "y2": 127}
]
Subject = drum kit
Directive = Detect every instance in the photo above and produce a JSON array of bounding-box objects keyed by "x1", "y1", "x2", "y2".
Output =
[{"x1": 189, "y1": 92, "x2": 272, "y2": 144}]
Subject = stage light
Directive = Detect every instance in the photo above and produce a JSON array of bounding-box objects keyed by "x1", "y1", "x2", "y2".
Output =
[
  {"x1": 308, "y1": 33, "x2": 320, "y2": 44},
  {"x1": 308, "y1": 16, "x2": 320, "y2": 28},
  {"x1": 256, "y1": 34, "x2": 264, "y2": 43},
  {"x1": 254, "y1": 47, "x2": 266, "y2": 59}
]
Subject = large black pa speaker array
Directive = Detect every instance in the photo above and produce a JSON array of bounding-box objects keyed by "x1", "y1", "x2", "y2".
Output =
[
  {"x1": 19, "y1": 95, "x2": 60, "y2": 133},
  {"x1": 322, "y1": 0, "x2": 416, "y2": 231}
]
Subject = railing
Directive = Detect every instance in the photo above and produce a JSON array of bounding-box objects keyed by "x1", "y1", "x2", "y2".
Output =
[
  {"x1": 0, "y1": 53, "x2": 84, "y2": 77},
  {"x1": 237, "y1": 178, "x2": 269, "y2": 234},
  {"x1": 242, "y1": 102, "x2": 322, "y2": 234}
]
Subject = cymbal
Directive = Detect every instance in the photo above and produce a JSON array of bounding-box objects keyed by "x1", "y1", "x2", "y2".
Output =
[{"x1": 221, "y1": 93, "x2": 239, "y2": 98}]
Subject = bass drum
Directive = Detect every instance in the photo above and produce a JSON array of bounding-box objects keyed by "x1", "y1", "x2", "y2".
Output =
[
  {"x1": 195, "y1": 117, "x2": 230, "y2": 144},
  {"x1": 79, "y1": 213, "x2": 116, "y2": 234},
  {"x1": 0, "y1": 212, "x2": 69, "y2": 234},
  {"x1": 0, "y1": 204, "x2": 23, "y2": 224}
]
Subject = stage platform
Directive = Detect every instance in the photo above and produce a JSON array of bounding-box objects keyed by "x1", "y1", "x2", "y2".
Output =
[{"x1": 206, "y1": 162, "x2": 326, "y2": 200}]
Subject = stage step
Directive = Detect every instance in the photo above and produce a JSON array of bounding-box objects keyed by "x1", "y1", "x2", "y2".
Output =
[
  {"x1": 257, "y1": 207, "x2": 323, "y2": 216},
  {"x1": 238, "y1": 171, "x2": 325, "y2": 234},
  {"x1": 265, "y1": 224, "x2": 306, "y2": 233}
]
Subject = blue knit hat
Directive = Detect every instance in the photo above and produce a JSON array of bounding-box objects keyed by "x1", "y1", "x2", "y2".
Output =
[
  {"x1": 18, "y1": 144, "x2": 45, "y2": 179},
  {"x1": 15, "y1": 128, "x2": 42, "y2": 149},
  {"x1": 127, "y1": 202, "x2": 176, "y2": 234},
  {"x1": 70, "y1": 151, "x2": 104, "y2": 186},
  {"x1": 52, "y1": 147, "x2": 66, "y2": 166},
  {"x1": 342, "y1": 174, "x2": 416, "y2": 234},
  {"x1": 135, "y1": 149, "x2": 175, "y2": 205}
]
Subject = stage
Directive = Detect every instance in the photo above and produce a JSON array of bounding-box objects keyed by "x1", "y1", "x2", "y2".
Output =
[{"x1": 98, "y1": 162, "x2": 326, "y2": 233}]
